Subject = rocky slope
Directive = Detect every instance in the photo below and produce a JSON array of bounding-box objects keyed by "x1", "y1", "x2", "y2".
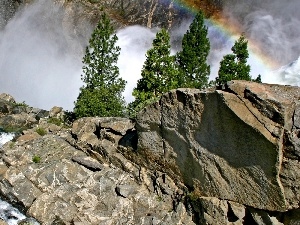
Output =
[
  {"x1": 0, "y1": 81, "x2": 300, "y2": 224},
  {"x1": 0, "y1": 94, "x2": 194, "y2": 224}
]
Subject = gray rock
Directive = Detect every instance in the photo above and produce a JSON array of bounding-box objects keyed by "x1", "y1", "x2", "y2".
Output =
[
  {"x1": 0, "y1": 121, "x2": 193, "y2": 224},
  {"x1": 72, "y1": 155, "x2": 103, "y2": 171},
  {"x1": 197, "y1": 197, "x2": 229, "y2": 225},
  {"x1": 249, "y1": 208, "x2": 284, "y2": 225},
  {"x1": 49, "y1": 106, "x2": 64, "y2": 119},
  {"x1": 0, "y1": 93, "x2": 15, "y2": 103},
  {"x1": 2, "y1": 81, "x2": 300, "y2": 224},
  {"x1": 115, "y1": 184, "x2": 136, "y2": 198},
  {"x1": 136, "y1": 81, "x2": 300, "y2": 211}
]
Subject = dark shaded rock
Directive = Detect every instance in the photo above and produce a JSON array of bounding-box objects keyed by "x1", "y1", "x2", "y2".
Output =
[
  {"x1": 119, "y1": 130, "x2": 138, "y2": 149},
  {"x1": 0, "y1": 113, "x2": 36, "y2": 132},
  {"x1": 283, "y1": 209, "x2": 300, "y2": 225},
  {"x1": 0, "y1": 93, "x2": 49, "y2": 133},
  {"x1": 0, "y1": 101, "x2": 10, "y2": 115},
  {"x1": 72, "y1": 155, "x2": 103, "y2": 171}
]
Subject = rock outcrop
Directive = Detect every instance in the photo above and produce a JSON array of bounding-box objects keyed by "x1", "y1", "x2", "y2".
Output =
[
  {"x1": 0, "y1": 93, "x2": 48, "y2": 133},
  {"x1": 136, "y1": 80, "x2": 300, "y2": 224},
  {"x1": 1, "y1": 80, "x2": 300, "y2": 224},
  {"x1": 0, "y1": 109, "x2": 194, "y2": 224}
]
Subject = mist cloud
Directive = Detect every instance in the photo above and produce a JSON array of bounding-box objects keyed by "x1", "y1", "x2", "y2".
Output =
[
  {"x1": 223, "y1": 0, "x2": 300, "y2": 66},
  {"x1": 0, "y1": 0, "x2": 83, "y2": 110},
  {"x1": 0, "y1": 0, "x2": 299, "y2": 111},
  {"x1": 117, "y1": 26, "x2": 157, "y2": 103}
]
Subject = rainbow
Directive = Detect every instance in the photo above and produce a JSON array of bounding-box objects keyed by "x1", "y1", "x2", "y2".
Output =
[{"x1": 168, "y1": 0, "x2": 280, "y2": 74}]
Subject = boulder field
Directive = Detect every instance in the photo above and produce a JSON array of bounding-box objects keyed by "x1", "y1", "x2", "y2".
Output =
[{"x1": 0, "y1": 80, "x2": 300, "y2": 224}]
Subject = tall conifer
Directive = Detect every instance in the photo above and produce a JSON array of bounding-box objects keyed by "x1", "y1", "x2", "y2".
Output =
[
  {"x1": 217, "y1": 35, "x2": 251, "y2": 85},
  {"x1": 74, "y1": 11, "x2": 126, "y2": 118},
  {"x1": 176, "y1": 11, "x2": 210, "y2": 89},
  {"x1": 130, "y1": 28, "x2": 178, "y2": 113}
]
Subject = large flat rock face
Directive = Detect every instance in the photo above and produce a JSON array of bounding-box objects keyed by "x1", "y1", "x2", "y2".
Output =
[{"x1": 136, "y1": 81, "x2": 300, "y2": 211}]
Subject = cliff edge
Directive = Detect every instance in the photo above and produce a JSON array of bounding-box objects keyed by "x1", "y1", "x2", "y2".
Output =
[{"x1": 0, "y1": 80, "x2": 300, "y2": 224}]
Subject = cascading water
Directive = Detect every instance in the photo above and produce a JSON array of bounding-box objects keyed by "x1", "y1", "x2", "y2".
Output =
[
  {"x1": 0, "y1": 133, "x2": 40, "y2": 224},
  {"x1": 0, "y1": 132, "x2": 14, "y2": 148}
]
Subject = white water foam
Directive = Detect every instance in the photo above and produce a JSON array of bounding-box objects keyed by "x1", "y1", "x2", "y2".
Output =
[
  {"x1": 0, "y1": 199, "x2": 26, "y2": 225},
  {"x1": 0, "y1": 133, "x2": 39, "y2": 224},
  {"x1": 0, "y1": 133, "x2": 14, "y2": 147}
]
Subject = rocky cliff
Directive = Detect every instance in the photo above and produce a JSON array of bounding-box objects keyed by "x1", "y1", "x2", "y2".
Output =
[
  {"x1": 0, "y1": 80, "x2": 300, "y2": 224},
  {"x1": 135, "y1": 80, "x2": 300, "y2": 224},
  {"x1": 0, "y1": 95, "x2": 194, "y2": 224}
]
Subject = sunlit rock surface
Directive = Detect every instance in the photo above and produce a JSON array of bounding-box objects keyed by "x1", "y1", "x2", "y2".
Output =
[
  {"x1": 1, "y1": 81, "x2": 300, "y2": 224},
  {"x1": 0, "y1": 115, "x2": 193, "y2": 224},
  {"x1": 136, "y1": 81, "x2": 300, "y2": 221}
]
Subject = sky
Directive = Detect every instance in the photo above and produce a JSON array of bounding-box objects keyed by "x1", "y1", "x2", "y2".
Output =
[{"x1": 0, "y1": 0, "x2": 299, "y2": 110}]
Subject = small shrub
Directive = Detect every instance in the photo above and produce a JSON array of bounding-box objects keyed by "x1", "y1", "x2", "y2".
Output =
[
  {"x1": 32, "y1": 155, "x2": 41, "y2": 163},
  {"x1": 47, "y1": 117, "x2": 62, "y2": 126},
  {"x1": 9, "y1": 142, "x2": 15, "y2": 149},
  {"x1": 187, "y1": 188, "x2": 202, "y2": 202},
  {"x1": 156, "y1": 196, "x2": 163, "y2": 202},
  {"x1": 36, "y1": 127, "x2": 47, "y2": 136},
  {"x1": 13, "y1": 101, "x2": 29, "y2": 107}
]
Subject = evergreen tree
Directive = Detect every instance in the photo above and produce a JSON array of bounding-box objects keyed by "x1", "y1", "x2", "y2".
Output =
[
  {"x1": 253, "y1": 74, "x2": 262, "y2": 83},
  {"x1": 130, "y1": 28, "x2": 178, "y2": 113},
  {"x1": 176, "y1": 11, "x2": 210, "y2": 89},
  {"x1": 217, "y1": 35, "x2": 251, "y2": 85},
  {"x1": 74, "y1": 12, "x2": 126, "y2": 118}
]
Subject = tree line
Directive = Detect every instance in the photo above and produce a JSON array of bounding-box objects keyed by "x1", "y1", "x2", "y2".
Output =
[{"x1": 74, "y1": 10, "x2": 260, "y2": 119}]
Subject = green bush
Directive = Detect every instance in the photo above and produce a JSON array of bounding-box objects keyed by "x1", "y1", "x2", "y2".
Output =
[
  {"x1": 36, "y1": 127, "x2": 47, "y2": 136},
  {"x1": 47, "y1": 117, "x2": 62, "y2": 126},
  {"x1": 32, "y1": 155, "x2": 41, "y2": 163},
  {"x1": 13, "y1": 101, "x2": 29, "y2": 107},
  {"x1": 9, "y1": 142, "x2": 15, "y2": 149}
]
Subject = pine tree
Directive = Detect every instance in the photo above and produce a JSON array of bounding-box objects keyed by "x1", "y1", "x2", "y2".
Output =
[
  {"x1": 130, "y1": 28, "x2": 178, "y2": 113},
  {"x1": 176, "y1": 11, "x2": 210, "y2": 89},
  {"x1": 74, "y1": 12, "x2": 126, "y2": 118},
  {"x1": 217, "y1": 35, "x2": 251, "y2": 85},
  {"x1": 253, "y1": 74, "x2": 262, "y2": 83}
]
